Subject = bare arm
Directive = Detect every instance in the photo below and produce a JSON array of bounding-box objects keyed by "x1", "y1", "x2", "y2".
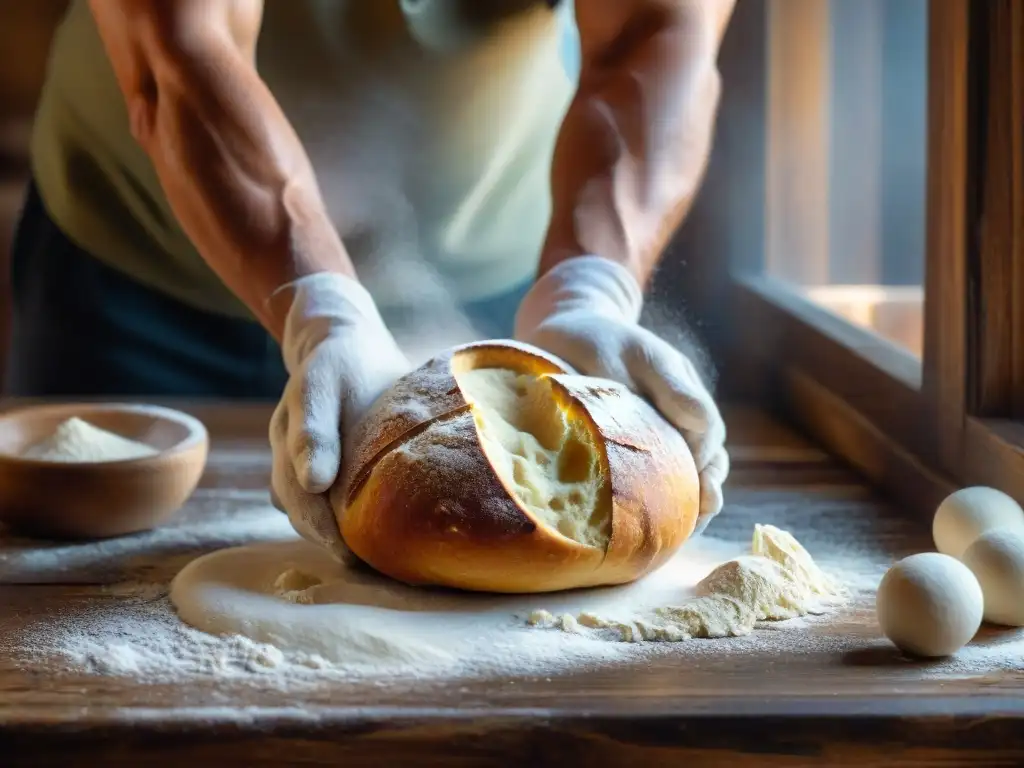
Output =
[
  {"x1": 89, "y1": 0, "x2": 355, "y2": 340},
  {"x1": 541, "y1": 0, "x2": 735, "y2": 286}
]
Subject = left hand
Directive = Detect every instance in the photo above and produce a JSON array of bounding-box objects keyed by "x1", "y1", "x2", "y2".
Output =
[{"x1": 514, "y1": 255, "x2": 729, "y2": 533}]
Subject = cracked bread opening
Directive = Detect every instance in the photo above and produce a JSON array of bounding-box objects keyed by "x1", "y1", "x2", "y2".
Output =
[{"x1": 454, "y1": 367, "x2": 611, "y2": 550}]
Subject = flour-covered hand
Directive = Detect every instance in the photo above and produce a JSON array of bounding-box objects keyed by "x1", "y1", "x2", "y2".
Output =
[
  {"x1": 514, "y1": 256, "x2": 728, "y2": 530},
  {"x1": 269, "y1": 273, "x2": 410, "y2": 561}
]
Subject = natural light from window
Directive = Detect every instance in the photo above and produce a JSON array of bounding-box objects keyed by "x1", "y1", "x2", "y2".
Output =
[{"x1": 765, "y1": 0, "x2": 927, "y2": 358}]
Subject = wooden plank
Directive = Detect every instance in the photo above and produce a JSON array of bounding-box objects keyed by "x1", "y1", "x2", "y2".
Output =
[
  {"x1": 921, "y1": 0, "x2": 970, "y2": 474},
  {"x1": 727, "y1": 276, "x2": 926, "y2": 459},
  {"x1": 1, "y1": 708, "x2": 1024, "y2": 767},
  {"x1": 0, "y1": 403, "x2": 1021, "y2": 763},
  {"x1": 780, "y1": 368, "x2": 956, "y2": 521},
  {"x1": 971, "y1": 0, "x2": 1024, "y2": 417},
  {"x1": 0, "y1": 482, "x2": 965, "y2": 717},
  {"x1": 1014, "y1": 0, "x2": 1024, "y2": 419},
  {"x1": 963, "y1": 417, "x2": 1024, "y2": 505}
]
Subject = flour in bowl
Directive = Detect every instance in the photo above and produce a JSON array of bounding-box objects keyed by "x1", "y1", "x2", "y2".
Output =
[{"x1": 20, "y1": 417, "x2": 158, "y2": 463}]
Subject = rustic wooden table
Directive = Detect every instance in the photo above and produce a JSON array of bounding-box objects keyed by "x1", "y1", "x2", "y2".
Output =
[{"x1": 0, "y1": 402, "x2": 1022, "y2": 767}]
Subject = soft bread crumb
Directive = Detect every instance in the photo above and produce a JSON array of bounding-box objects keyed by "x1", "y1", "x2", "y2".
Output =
[{"x1": 455, "y1": 368, "x2": 610, "y2": 550}]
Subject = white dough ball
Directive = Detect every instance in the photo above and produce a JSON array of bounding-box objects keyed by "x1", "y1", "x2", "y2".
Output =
[
  {"x1": 875, "y1": 552, "x2": 983, "y2": 658},
  {"x1": 932, "y1": 486, "x2": 1024, "y2": 559},
  {"x1": 961, "y1": 528, "x2": 1024, "y2": 627}
]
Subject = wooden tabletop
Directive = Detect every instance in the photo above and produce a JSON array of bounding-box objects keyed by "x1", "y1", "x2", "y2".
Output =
[{"x1": 1, "y1": 401, "x2": 1022, "y2": 767}]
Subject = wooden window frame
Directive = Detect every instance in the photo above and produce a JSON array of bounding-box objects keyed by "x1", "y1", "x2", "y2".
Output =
[{"x1": 671, "y1": 0, "x2": 1023, "y2": 518}]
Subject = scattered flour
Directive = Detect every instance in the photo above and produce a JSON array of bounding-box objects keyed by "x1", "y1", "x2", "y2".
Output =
[
  {"x1": 752, "y1": 523, "x2": 843, "y2": 597},
  {"x1": 273, "y1": 568, "x2": 322, "y2": 605},
  {"x1": 698, "y1": 557, "x2": 810, "y2": 619},
  {"x1": 528, "y1": 524, "x2": 844, "y2": 641},
  {"x1": 20, "y1": 417, "x2": 158, "y2": 463},
  {"x1": 3, "y1": 501, "x2": 1023, "y2": 687}
]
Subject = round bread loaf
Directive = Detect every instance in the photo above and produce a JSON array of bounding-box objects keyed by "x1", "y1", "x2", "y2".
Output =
[{"x1": 333, "y1": 340, "x2": 700, "y2": 593}]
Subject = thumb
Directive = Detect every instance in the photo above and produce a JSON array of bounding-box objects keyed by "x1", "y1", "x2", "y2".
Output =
[
  {"x1": 288, "y1": 352, "x2": 344, "y2": 493},
  {"x1": 694, "y1": 449, "x2": 730, "y2": 532}
]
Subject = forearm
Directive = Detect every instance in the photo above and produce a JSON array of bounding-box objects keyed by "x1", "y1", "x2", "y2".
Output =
[
  {"x1": 140, "y1": 59, "x2": 352, "y2": 338},
  {"x1": 91, "y1": 1, "x2": 354, "y2": 341},
  {"x1": 541, "y1": 0, "x2": 734, "y2": 286}
]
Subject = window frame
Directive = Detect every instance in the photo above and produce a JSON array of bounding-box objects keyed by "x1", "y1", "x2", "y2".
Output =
[{"x1": 682, "y1": 0, "x2": 1024, "y2": 516}]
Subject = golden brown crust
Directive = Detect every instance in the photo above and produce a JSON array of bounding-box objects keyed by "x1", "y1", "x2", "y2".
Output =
[
  {"x1": 335, "y1": 341, "x2": 700, "y2": 594},
  {"x1": 341, "y1": 341, "x2": 572, "y2": 502},
  {"x1": 339, "y1": 410, "x2": 605, "y2": 593},
  {"x1": 548, "y1": 375, "x2": 698, "y2": 585}
]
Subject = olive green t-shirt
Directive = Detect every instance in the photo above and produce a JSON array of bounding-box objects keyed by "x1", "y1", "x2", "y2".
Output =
[{"x1": 30, "y1": 0, "x2": 576, "y2": 319}]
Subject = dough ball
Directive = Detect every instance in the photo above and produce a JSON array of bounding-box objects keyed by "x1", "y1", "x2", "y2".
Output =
[
  {"x1": 961, "y1": 528, "x2": 1024, "y2": 627},
  {"x1": 932, "y1": 486, "x2": 1024, "y2": 559},
  {"x1": 875, "y1": 552, "x2": 983, "y2": 658}
]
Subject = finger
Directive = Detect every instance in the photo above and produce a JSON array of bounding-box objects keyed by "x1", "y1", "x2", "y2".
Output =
[
  {"x1": 689, "y1": 416, "x2": 728, "y2": 473},
  {"x1": 269, "y1": 485, "x2": 286, "y2": 513},
  {"x1": 693, "y1": 483, "x2": 723, "y2": 534},
  {"x1": 288, "y1": 354, "x2": 344, "y2": 493},
  {"x1": 689, "y1": 446, "x2": 730, "y2": 535},
  {"x1": 703, "y1": 446, "x2": 731, "y2": 488},
  {"x1": 268, "y1": 400, "x2": 290, "y2": 514},
  {"x1": 626, "y1": 338, "x2": 716, "y2": 436},
  {"x1": 700, "y1": 482, "x2": 724, "y2": 522},
  {"x1": 272, "y1": 451, "x2": 351, "y2": 559},
  {"x1": 269, "y1": 395, "x2": 289, "y2": 444}
]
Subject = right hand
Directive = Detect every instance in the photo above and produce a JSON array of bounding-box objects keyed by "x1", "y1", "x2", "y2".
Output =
[
  {"x1": 269, "y1": 272, "x2": 410, "y2": 562},
  {"x1": 514, "y1": 256, "x2": 729, "y2": 534}
]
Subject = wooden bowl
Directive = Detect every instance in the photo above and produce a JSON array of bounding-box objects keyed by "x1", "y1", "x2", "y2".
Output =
[{"x1": 0, "y1": 403, "x2": 209, "y2": 539}]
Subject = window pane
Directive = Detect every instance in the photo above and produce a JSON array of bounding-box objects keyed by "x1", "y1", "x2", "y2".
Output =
[{"x1": 764, "y1": 0, "x2": 927, "y2": 357}]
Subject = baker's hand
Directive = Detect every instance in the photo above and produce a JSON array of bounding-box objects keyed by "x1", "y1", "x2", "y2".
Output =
[
  {"x1": 514, "y1": 255, "x2": 729, "y2": 533},
  {"x1": 269, "y1": 272, "x2": 411, "y2": 561}
]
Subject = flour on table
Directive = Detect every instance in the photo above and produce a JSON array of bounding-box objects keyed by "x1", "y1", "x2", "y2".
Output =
[
  {"x1": 167, "y1": 522, "x2": 840, "y2": 670},
  {"x1": 698, "y1": 557, "x2": 810, "y2": 620},
  {"x1": 7, "y1": 499, "x2": 1024, "y2": 687},
  {"x1": 273, "y1": 568, "x2": 322, "y2": 605},
  {"x1": 166, "y1": 536, "x2": 732, "y2": 672},
  {"x1": 530, "y1": 525, "x2": 844, "y2": 642},
  {"x1": 19, "y1": 417, "x2": 158, "y2": 463},
  {"x1": 752, "y1": 523, "x2": 843, "y2": 597}
]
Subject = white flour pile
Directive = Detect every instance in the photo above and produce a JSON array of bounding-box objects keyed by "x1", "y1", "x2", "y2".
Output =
[
  {"x1": 3, "y1": 500, "x2": 1023, "y2": 687},
  {"x1": 20, "y1": 417, "x2": 158, "y2": 463},
  {"x1": 527, "y1": 524, "x2": 845, "y2": 641}
]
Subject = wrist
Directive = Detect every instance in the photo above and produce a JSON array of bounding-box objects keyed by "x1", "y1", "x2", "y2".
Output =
[
  {"x1": 259, "y1": 246, "x2": 356, "y2": 339},
  {"x1": 277, "y1": 272, "x2": 393, "y2": 374},
  {"x1": 515, "y1": 255, "x2": 644, "y2": 339}
]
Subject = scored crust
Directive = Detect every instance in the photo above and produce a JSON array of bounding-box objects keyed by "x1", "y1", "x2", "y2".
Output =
[{"x1": 334, "y1": 340, "x2": 700, "y2": 594}]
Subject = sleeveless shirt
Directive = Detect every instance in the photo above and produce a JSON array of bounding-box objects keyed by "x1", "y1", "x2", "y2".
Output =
[{"x1": 30, "y1": 0, "x2": 579, "y2": 318}]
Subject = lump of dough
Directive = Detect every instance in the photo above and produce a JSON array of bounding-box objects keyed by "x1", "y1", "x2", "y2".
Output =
[
  {"x1": 875, "y1": 552, "x2": 983, "y2": 658},
  {"x1": 933, "y1": 486, "x2": 1024, "y2": 559},
  {"x1": 961, "y1": 528, "x2": 1024, "y2": 627}
]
